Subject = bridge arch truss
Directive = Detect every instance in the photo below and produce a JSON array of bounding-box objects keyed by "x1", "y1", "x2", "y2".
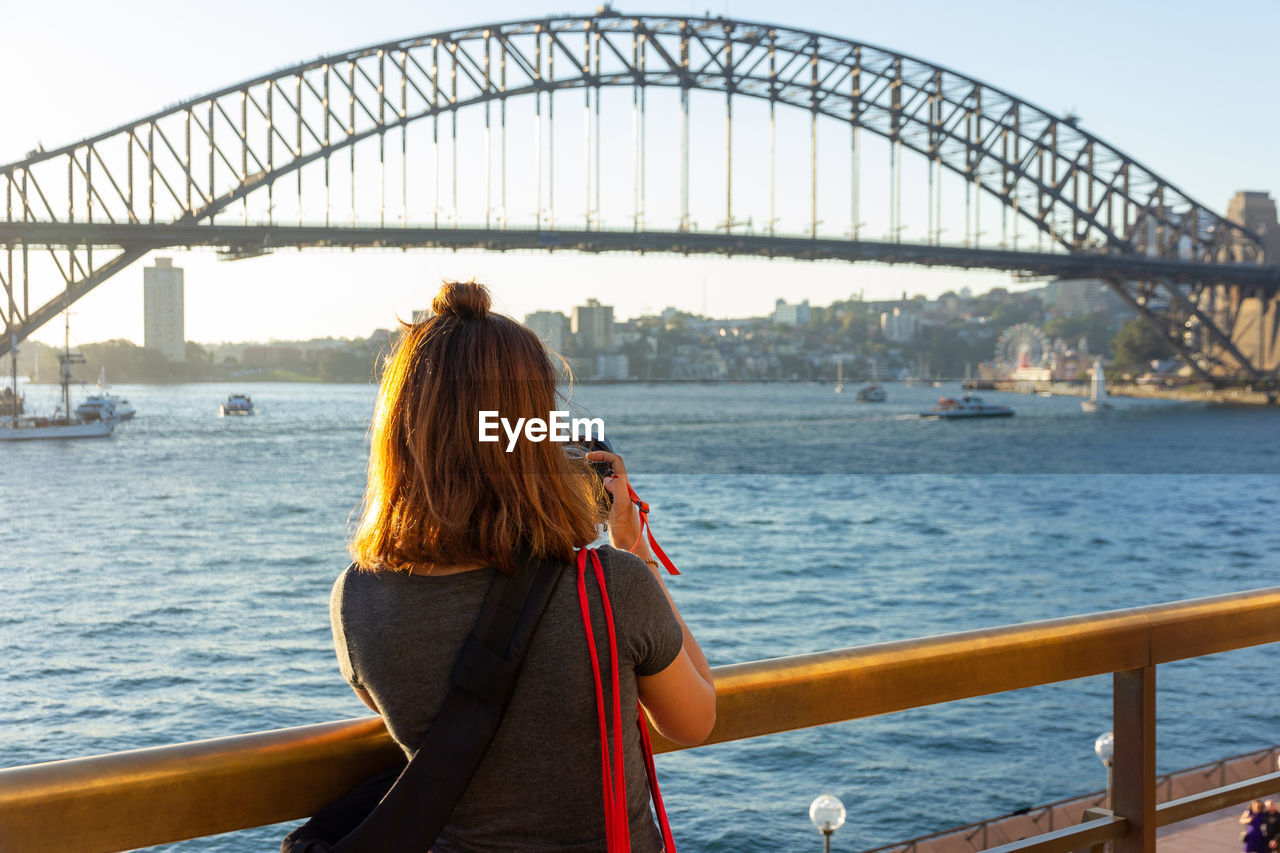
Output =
[{"x1": 1, "y1": 12, "x2": 1275, "y2": 378}]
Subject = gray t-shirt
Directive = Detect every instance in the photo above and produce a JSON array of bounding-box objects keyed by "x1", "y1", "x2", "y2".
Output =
[{"x1": 331, "y1": 545, "x2": 684, "y2": 853}]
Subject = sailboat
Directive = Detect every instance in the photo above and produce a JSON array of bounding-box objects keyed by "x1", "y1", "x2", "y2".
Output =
[
  {"x1": 834, "y1": 358, "x2": 844, "y2": 394},
  {"x1": 1081, "y1": 357, "x2": 1113, "y2": 413},
  {"x1": 0, "y1": 313, "x2": 116, "y2": 440}
]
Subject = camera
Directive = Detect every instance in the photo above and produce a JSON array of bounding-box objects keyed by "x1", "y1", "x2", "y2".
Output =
[{"x1": 564, "y1": 435, "x2": 614, "y2": 479}]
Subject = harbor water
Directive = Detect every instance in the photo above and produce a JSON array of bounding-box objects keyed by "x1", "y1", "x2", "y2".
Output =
[{"x1": 2, "y1": 382, "x2": 1279, "y2": 851}]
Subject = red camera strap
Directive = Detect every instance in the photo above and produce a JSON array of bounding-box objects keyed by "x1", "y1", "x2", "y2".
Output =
[
  {"x1": 576, "y1": 548, "x2": 678, "y2": 853},
  {"x1": 576, "y1": 548, "x2": 629, "y2": 852}
]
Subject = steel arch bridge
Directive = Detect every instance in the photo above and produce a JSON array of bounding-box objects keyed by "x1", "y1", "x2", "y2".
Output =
[{"x1": 2, "y1": 11, "x2": 1278, "y2": 379}]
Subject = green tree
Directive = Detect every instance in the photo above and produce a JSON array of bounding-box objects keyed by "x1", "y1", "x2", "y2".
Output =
[
  {"x1": 317, "y1": 347, "x2": 375, "y2": 382},
  {"x1": 185, "y1": 341, "x2": 213, "y2": 363},
  {"x1": 1110, "y1": 319, "x2": 1174, "y2": 369},
  {"x1": 80, "y1": 339, "x2": 175, "y2": 382},
  {"x1": 1043, "y1": 312, "x2": 1118, "y2": 357},
  {"x1": 990, "y1": 300, "x2": 1039, "y2": 332}
]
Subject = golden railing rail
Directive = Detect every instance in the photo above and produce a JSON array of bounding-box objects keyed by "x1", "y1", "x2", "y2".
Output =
[{"x1": 4, "y1": 587, "x2": 1280, "y2": 853}]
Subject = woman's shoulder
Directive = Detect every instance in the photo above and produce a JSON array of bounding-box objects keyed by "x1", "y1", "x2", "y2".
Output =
[
  {"x1": 589, "y1": 546, "x2": 667, "y2": 600},
  {"x1": 330, "y1": 563, "x2": 366, "y2": 615},
  {"x1": 591, "y1": 545, "x2": 648, "y2": 577},
  {"x1": 330, "y1": 563, "x2": 404, "y2": 610},
  {"x1": 331, "y1": 561, "x2": 370, "y2": 596}
]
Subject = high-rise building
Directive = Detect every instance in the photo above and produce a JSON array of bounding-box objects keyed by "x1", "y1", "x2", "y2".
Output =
[
  {"x1": 524, "y1": 310, "x2": 570, "y2": 353},
  {"x1": 772, "y1": 298, "x2": 811, "y2": 326},
  {"x1": 144, "y1": 257, "x2": 185, "y2": 362},
  {"x1": 571, "y1": 299, "x2": 614, "y2": 351}
]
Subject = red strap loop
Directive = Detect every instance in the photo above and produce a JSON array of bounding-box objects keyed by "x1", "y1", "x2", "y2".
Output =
[{"x1": 625, "y1": 483, "x2": 680, "y2": 575}]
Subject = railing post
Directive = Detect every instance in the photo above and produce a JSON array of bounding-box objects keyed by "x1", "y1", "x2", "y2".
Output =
[{"x1": 1113, "y1": 667, "x2": 1156, "y2": 853}]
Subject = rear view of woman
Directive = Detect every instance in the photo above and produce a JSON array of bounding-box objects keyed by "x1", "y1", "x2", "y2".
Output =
[{"x1": 331, "y1": 280, "x2": 715, "y2": 851}]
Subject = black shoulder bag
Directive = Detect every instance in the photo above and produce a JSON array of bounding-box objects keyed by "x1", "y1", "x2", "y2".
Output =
[{"x1": 283, "y1": 556, "x2": 564, "y2": 853}]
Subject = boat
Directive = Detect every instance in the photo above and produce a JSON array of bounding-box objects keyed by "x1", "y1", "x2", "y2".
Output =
[
  {"x1": 834, "y1": 359, "x2": 844, "y2": 394},
  {"x1": 1081, "y1": 357, "x2": 1113, "y2": 413},
  {"x1": 0, "y1": 413, "x2": 116, "y2": 440},
  {"x1": 0, "y1": 313, "x2": 116, "y2": 441},
  {"x1": 0, "y1": 385, "x2": 22, "y2": 417},
  {"x1": 920, "y1": 393, "x2": 1014, "y2": 419},
  {"x1": 219, "y1": 394, "x2": 254, "y2": 416},
  {"x1": 855, "y1": 383, "x2": 887, "y2": 402},
  {"x1": 76, "y1": 368, "x2": 136, "y2": 422}
]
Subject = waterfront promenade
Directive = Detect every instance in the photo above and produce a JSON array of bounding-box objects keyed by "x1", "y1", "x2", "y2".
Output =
[
  {"x1": 1159, "y1": 804, "x2": 1240, "y2": 853},
  {"x1": 1160, "y1": 797, "x2": 1278, "y2": 853}
]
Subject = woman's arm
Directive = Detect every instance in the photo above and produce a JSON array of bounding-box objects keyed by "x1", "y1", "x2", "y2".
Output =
[
  {"x1": 588, "y1": 449, "x2": 717, "y2": 746},
  {"x1": 637, "y1": 645, "x2": 716, "y2": 746}
]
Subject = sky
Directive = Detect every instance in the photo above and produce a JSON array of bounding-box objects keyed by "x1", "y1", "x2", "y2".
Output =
[{"x1": 3, "y1": 0, "x2": 1277, "y2": 346}]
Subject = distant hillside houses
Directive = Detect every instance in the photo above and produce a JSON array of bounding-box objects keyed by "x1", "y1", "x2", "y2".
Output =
[{"x1": 517, "y1": 282, "x2": 1134, "y2": 381}]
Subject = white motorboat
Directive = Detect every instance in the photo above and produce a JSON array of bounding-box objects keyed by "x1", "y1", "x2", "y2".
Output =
[
  {"x1": 76, "y1": 368, "x2": 136, "y2": 421},
  {"x1": 219, "y1": 394, "x2": 255, "y2": 416},
  {"x1": 856, "y1": 383, "x2": 887, "y2": 403},
  {"x1": 1081, "y1": 357, "x2": 1113, "y2": 413},
  {"x1": 0, "y1": 314, "x2": 117, "y2": 441},
  {"x1": 921, "y1": 393, "x2": 1014, "y2": 419}
]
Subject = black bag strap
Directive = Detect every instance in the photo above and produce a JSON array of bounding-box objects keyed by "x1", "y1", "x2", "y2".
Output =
[{"x1": 332, "y1": 555, "x2": 565, "y2": 853}]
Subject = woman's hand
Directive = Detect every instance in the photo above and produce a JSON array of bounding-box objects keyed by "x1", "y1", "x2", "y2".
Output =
[{"x1": 586, "y1": 449, "x2": 650, "y2": 558}]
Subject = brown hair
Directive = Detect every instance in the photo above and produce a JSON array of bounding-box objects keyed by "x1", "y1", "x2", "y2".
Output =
[{"x1": 350, "y1": 280, "x2": 601, "y2": 574}]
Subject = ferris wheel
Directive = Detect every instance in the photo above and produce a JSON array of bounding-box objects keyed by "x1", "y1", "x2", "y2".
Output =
[{"x1": 996, "y1": 323, "x2": 1052, "y2": 371}]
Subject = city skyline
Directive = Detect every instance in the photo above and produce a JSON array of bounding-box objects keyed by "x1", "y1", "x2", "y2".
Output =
[{"x1": 5, "y1": 0, "x2": 1276, "y2": 348}]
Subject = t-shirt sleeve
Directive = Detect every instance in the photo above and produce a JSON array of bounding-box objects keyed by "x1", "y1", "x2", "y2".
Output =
[
  {"x1": 330, "y1": 568, "x2": 365, "y2": 691},
  {"x1": 606, "y1": 548, "x2": 685, "y2": 677}
]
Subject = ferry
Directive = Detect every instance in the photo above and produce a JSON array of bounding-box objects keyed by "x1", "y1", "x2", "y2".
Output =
[
  {"x1": 76, "y1": 369, "x2": 136, "y2": 422},
  {"x1": 920, "y1": 393, "x2": 1014, "y2": 419},
  {"x1": 219, "y1": 394, "x2": 255, "y2": 416}
]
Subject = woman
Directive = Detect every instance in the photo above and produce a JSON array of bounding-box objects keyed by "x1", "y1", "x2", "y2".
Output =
[
  {"x1": 331, "y1": 280, "x2": 716, "y2": 852},
  {"x1": 1241, "y1": 800, "x2": 1268, "y2": 853}
]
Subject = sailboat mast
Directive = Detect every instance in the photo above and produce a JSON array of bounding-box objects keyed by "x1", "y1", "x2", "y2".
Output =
[
  {"x1": 8, "y1": 331, "x2": 16, "y2": 428},
  {"x1": 63, "y1": 310, "x2": 71, "y2": 421},
  {"x1": 7, "y1": 265, "x2": 16, "y2": 426}
]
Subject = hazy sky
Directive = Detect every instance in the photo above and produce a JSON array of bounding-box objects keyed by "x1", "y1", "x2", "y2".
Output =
[{"x1": 4, "y1": 0, "x2": 1276, "y2": 346}]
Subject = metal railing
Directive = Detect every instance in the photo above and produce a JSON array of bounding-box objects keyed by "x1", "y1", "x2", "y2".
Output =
[
  {"x1": 4, "y1": 586, "x2": 1280, "y2": 853},
  {"x1": 863, "y1": 746, "x2": 1280, "y2": 853}
]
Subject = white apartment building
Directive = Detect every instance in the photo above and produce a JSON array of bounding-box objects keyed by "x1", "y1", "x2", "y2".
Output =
[
  {"x1": 144, "y1": 257, "x2": 185, "y2": 362},
  {"x1": 879, "y1": 306, "x2": 921, "y2": 343}
]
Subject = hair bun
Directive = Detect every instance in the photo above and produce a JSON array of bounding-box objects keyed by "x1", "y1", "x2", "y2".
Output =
[{"x1": 432, "y1": 280, "x2": 492, "y2": 320}]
